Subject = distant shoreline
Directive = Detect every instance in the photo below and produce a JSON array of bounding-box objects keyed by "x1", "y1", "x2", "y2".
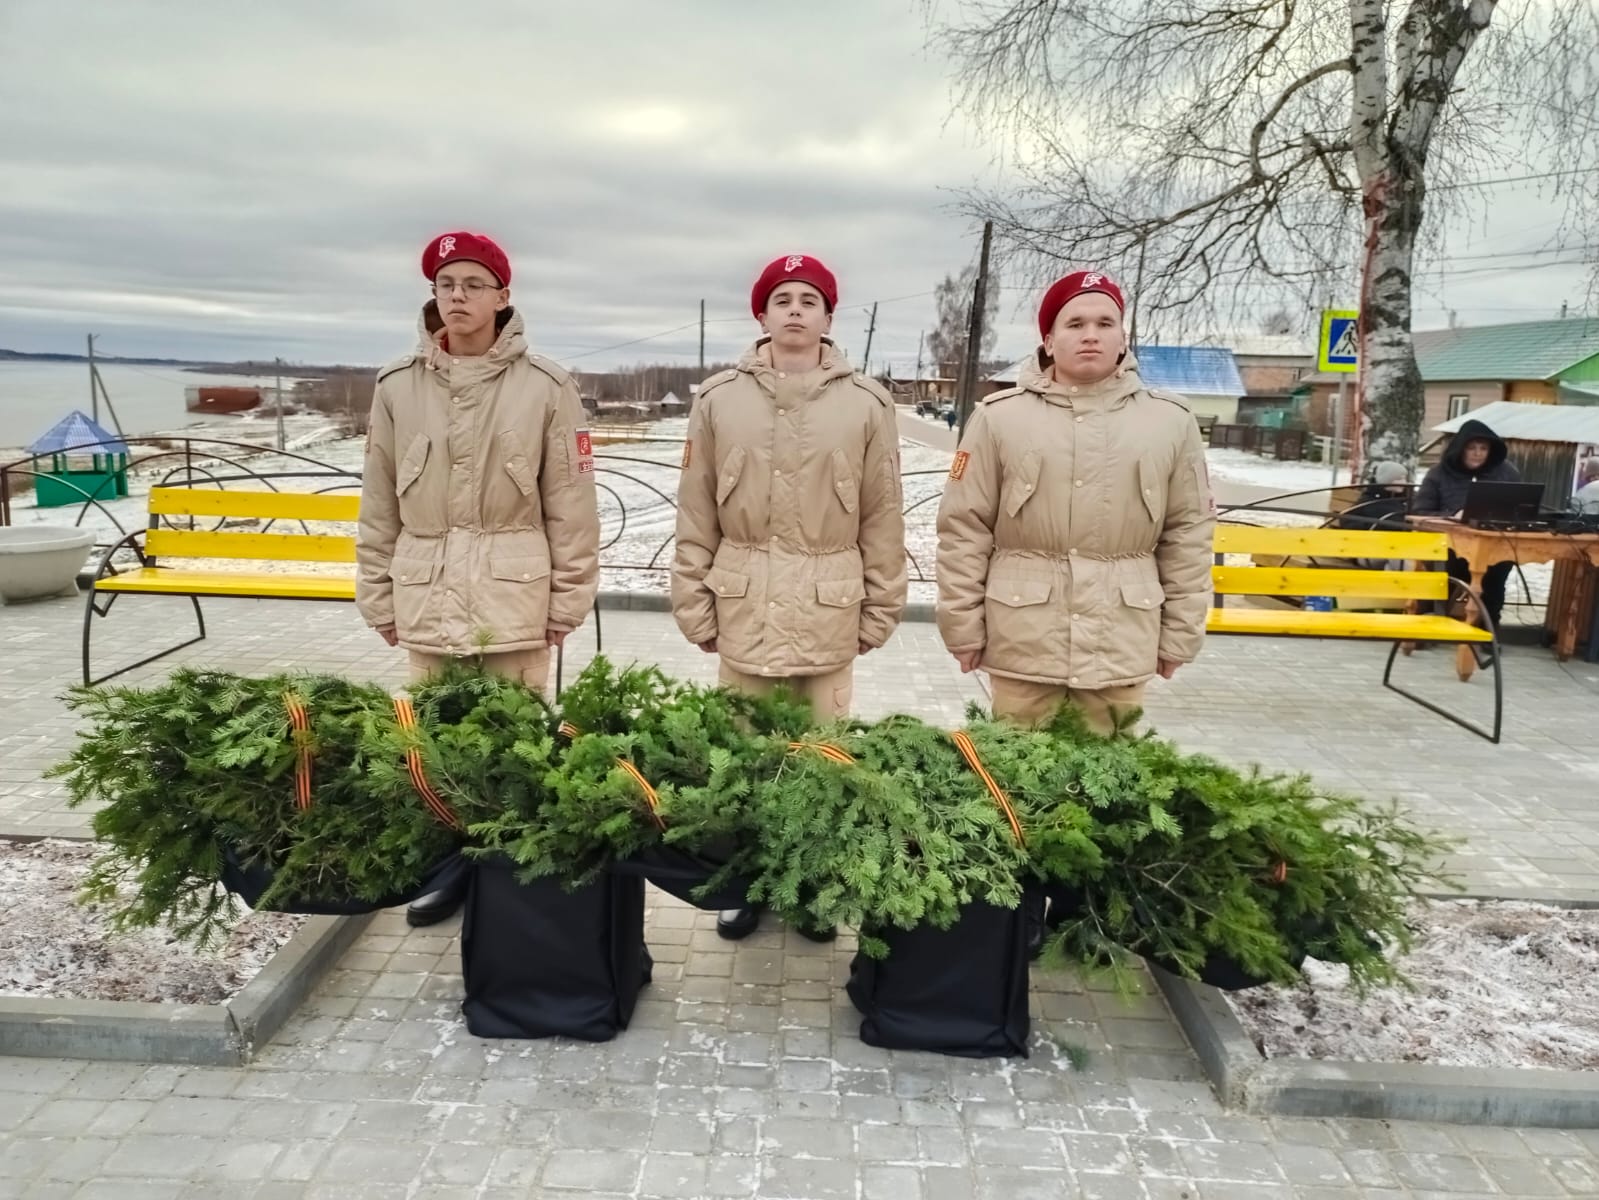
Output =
[{"x1": 0, "y1": 349, "x2": 367, "y2": 377}]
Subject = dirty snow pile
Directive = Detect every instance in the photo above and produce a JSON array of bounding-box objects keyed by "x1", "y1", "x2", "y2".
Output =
[
  {"x1": 0, "y1": 839, "x2": 305, "y2": 1005},
  {"x1": 1230, "y1": 900, "x2": 1599, "y2": 1071}
]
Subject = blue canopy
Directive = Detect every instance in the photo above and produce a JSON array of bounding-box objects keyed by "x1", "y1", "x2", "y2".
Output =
[{"x1": 27, "y1": 410, "x2": 129, "y2": 457}]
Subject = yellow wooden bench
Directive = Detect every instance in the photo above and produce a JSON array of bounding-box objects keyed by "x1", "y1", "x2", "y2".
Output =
[
  {"x1": 1206, "y1": 525, "x2": 1501, "y2": 742},
  {"x1": 84, "y1": 488, "x2": 360, "y2": 684}
]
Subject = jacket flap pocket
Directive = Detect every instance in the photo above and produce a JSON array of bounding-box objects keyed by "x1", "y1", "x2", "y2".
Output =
[
  {"x1": 392, "y1": 557, "x2": 436, "y2": 586},
  {"x1": 1120, "y1": 580, "x2": 1164, "y2": 610},
  {"x1": 704, "y1": 566, "x2": 749, "y2": 599},
  {"x1": 985, "y1": 577, "x2": 1052, "y2": 607},
  {"x1": 499, "y1": 432, "x2": 537, "y2": 497},
  {"x1": 830, "y1": 448, "x2": 859, "y2": 513},
  {"x1": 1003, "y1": 452, "x2": 1042, "y2": 518},
  {"x1": 489, "y1": 555, "x2": 550, "y2": 583},
  {"x1": 715, "y1": 445, "x2": 747, "y2": 506},
  {"x1": 397, "y1": 434, "x2": 430, "y2": 495},
  {"x1": 816, "y1": 578, "x2": 866, "y2": 607}
]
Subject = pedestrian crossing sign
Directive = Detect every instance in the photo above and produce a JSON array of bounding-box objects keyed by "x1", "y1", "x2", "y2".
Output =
[{"x1": 1318, "y1": 310, "x2": 1360, "y2": 373}]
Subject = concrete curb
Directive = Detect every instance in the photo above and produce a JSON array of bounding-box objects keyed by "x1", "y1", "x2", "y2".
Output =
[
  {"x1": 1153, "y1": 961, "x2": 1599, "y2": 1128},
  {"x1": 0, "y1": 901, "x2": 371, "y2": 1066}
]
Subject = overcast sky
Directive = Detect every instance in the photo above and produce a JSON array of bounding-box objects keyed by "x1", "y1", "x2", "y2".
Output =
[{"x1": 1, "y1": 0, "x2": 1593, "y2": 374}]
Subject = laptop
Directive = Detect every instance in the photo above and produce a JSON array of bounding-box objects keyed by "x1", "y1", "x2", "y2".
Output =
[{"x1": 1460, "y1": 480, "x2": 1548, "y2": 529}]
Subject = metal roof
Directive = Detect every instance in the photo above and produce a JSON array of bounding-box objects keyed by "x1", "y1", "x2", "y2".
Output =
[
  {"x1": 27, "y1": 410, "x2": 129, "y2": 456},
  {"x1": 1413, "y1": 317, "x2": 1599, "y2": 382},
  {"x1": 1432, "y1": 400, "x2": 1599, "y2": 444},
  {"x1": 1132, "y1": 345, "x2": 1245, "y2": 397}
]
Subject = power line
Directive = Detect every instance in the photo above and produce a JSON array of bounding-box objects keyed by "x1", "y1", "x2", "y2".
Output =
[{"x1": 1435, "y1": 166, "x2": 1599, "y2": 191}]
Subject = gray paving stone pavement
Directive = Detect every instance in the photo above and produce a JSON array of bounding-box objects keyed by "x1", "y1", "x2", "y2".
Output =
[{"x1": 2, "y1": 591, "x2": 1598, "y2": 1195}]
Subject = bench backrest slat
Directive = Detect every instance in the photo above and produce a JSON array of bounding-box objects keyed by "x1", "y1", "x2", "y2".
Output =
[
  {"x1": 147, "y1": 487, "x2": 360, "y2": 522},
  {"x1": 144, "y1": 529, "x2": 357, "y2": 563},
  {"x1": 1212, "y1": 565, "x2": 1447, "y2": 601},
  {"x1": 1214, "y1": 524, "x2": 1449, "y2": 561}
]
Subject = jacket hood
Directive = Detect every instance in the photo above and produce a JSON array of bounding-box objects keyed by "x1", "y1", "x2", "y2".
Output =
[
  {"x1": 416, "y1": 301, "x2": 524, "y2": 364},
  {"x1": 1019, "y1": 352, "x2": 1143, "y2": 407},
  {"x1": 737, "y1": 337, "x2": 856, "y2": 385},
  {"x1": 1442, "y1": 418, "x2": 1508, "y2": 475}
]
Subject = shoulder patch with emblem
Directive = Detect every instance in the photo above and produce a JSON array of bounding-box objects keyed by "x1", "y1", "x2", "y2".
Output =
[
  {"x1": 375, "y1": 351, "x2": 418, "y2": 383},
  {"x1": 949, "y1": 450, "x2": 971, "y2": 481},
  {"x1": 575, "y1": 428, "x2": 595, "y2": 475},
  {"x1": 681, "y1": 440, "x2": 693, "y2": 469},
  {"x1": 525, "y1": 353, "x2": 572, "y2": 387}
]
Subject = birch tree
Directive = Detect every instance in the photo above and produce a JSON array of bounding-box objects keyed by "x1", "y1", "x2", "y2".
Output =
[{"x1": 933, "y1": 0, "x2": 1599, "y2": 468}]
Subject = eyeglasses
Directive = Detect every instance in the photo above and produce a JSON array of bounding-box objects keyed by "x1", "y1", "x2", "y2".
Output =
[{"x1": 432, "y1": 278, "x2": 499, "y2": 298}]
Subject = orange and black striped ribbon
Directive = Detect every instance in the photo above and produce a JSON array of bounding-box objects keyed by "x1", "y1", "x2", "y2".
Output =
[
  {"x1": 787, "y1": 740, "x2": 857, "y2": 766},
  {"x1": 558, "y1": 721, "x2": 580, "y2": 740},
  {"x1": 391, "y1": 697, "x2": 464, "y2": 830},
  {"x1": 282, "y1": 692, "x2": 314, "y2": 812},
  {"x1": 615, "y1": 758, "x2": 667, "y2": 831},
  {"x1": 950, "y1": 730, "x2": 1026, "y2": 848}
]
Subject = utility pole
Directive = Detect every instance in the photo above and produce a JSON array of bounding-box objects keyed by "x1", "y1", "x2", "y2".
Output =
[
  {"x1": 87, "y1": 334, "x2": 99, "y2": 424},
  {"x1": 914, "y1": 330, "x2": 924, "y2": 404},
  {"x1": 698, "y1": 300, "x2": 705, "y2": 373},
  {"x1": 861, "y1": 302, "x2": 878, "y2": 376},
  {"x1": 86, "y1": 333, "x2": 125, "y2": 437},
  {"x1": 955, "y1": 221, "x2": 994, "y2": 437},
  {"x1": 275, "y1": 358, "x2": 285, "y2": 451}
]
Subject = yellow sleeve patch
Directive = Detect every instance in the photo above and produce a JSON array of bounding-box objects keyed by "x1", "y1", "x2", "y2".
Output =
[
  {"x1": 950, "y1": 450, "x2": 970, "y2": 481},
  {"x1": 682, "y1": 440, "x2": 693, "y2": 469}
]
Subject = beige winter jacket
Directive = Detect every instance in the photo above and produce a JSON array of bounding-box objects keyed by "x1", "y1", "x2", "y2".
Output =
[
  {"x1": 672, "y1": 339, "x2": 907, "y2": 676},
  {"x1": 935, "y1": 356, "x2": 1214, "y2": 689},
  {"x1": 355, "y1": 305, "x2": 601, "y2": 655}
]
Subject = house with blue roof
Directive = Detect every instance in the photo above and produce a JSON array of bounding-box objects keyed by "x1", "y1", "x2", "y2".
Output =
[
  {"x1": 982, "y1": 345, "x2": 1246, "y2": 426},
  {"x1": 1129, "y1": 345, "x2": 1246, "y2": 424}
]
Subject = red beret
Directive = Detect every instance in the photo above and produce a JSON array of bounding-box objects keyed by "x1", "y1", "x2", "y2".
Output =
[
  {"x1": 421, "y1": 232, "x2": 511, "y2": 287},
  {"x1": 751, "y1": 254, "x2": 838, "y2": 317},
  {"x1": 1038, "y1": 270, "x2": 1125, "y2": 335}
]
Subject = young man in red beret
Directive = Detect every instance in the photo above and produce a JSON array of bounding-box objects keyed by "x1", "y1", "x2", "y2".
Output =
[
  {"x1": 356, "y1": 231, "x2": 600, "y2": 925},
  {"x1": 672, "y1": 253, "x2": 907, "y2": 940},
  {"x1": 935, "y1": 270, "x2": 1213, "y2": 734}
]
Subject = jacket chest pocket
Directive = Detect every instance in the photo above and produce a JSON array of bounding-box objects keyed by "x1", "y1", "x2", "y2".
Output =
[
  {"x1": 397, "y1": 434, "x2": 431, "y2": 496},
  {"x1": 499, "y1": 431, "x2": 537, "y2": 498},
  {"x1": 830, "y1": 448, "x2": 859, "y2": 514},
  {"x1": 1002, "y1": 451, "x2": 1042, "y2": 518},
  {"x1": 716, "y1": 445, "x2": 747, "y2": 506},
  {"x1": 1137, "y1": 455, "x2": 1166, "y2": 525}
]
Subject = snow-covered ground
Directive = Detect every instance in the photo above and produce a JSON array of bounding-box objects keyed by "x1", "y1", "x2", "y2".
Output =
[
  {"x1": 1204, "y1": 448, "x2": 1350, "y2": 495},
  {"x1": 0, "y1": 839, "x2": 304, "y2": 1004},
  {"x1": 1230, "y1": 900, "x2": 1599, "y2": 1071}
]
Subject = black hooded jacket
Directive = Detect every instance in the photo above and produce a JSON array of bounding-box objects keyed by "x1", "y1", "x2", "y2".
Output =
[{"x1": 1411, "y1": 419, "x2": 1520, "y2": 517}]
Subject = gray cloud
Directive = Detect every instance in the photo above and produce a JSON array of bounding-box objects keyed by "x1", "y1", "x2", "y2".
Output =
[{"x1": 1, "y1": 0, "x2": 1589, "y2": 375}]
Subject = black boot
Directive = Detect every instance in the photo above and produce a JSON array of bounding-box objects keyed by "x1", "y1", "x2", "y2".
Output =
[
  {"x1": 717, "y1": 906, "x2": 760, "y2": 940},
  {"x1": 407, "y1": 878, "x2": 468, "y2": 927}
]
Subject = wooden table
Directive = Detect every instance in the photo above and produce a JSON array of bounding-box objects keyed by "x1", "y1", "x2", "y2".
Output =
[{"x1": 1409, "y1": 518, "x2": 1599, "y2": 679}]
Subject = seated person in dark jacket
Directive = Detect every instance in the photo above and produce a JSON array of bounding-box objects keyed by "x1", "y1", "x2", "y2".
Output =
[{"x1": 1411, "y1": 418, "x2": 1520, "y2": 625}]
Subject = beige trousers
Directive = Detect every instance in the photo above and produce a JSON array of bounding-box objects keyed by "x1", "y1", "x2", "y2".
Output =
[
  {"x1": 988, "y1": 675, "x2": 1146, "y2": 737},
  {"x1": 408, "y1": 648, "x2": 552, "y2": 695},
  {"x1": 718, "y1": 661, "x2": 855, "y2": 721}
]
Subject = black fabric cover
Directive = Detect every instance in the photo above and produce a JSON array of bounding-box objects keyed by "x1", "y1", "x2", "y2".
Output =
[
  {"x1": 846, "y1": 890, "x2": 1039, "y2": 1058},
  {"x1": 461, "y1": 857, "x2": 649, "y2": 1041},
  {"x1": 613, "y1": 842, "x2": 755, "y2": 911},
  {"x1": 219, "y1": 845, "x2": 468, "y2": 916}
]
